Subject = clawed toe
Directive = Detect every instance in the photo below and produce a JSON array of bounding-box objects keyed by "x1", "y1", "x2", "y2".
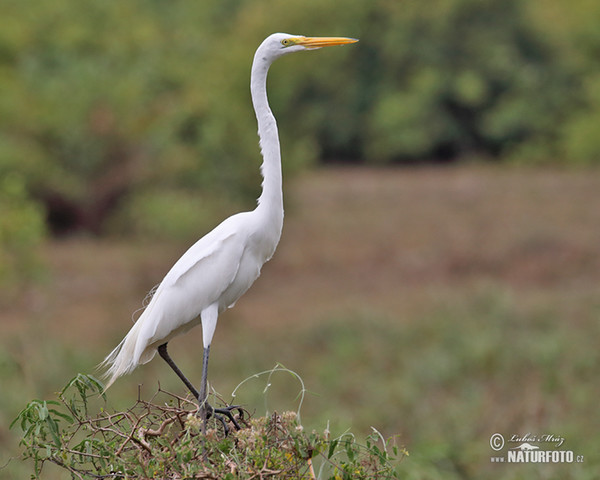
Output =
[
  {"x1": 214, "y1": 405, "x2": 244, "y2": 432},
  {"x1": 199, "y1": 402, "x2": 245, "y2": 435}
]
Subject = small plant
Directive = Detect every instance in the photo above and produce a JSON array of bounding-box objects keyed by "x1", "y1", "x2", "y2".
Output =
[{"x1": 11, "y1": 374, "x2": 406, "y2": 479}]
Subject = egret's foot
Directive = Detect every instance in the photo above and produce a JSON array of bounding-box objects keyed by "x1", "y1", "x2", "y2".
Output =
[
  {"x1": 214, "y1": 405, "x2": 244, "y2": 432},
  {"x1": 200, "y1": 402, "x2": 245, "y2": 435}
]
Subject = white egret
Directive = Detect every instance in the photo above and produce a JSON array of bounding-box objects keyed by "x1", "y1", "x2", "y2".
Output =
[{"x1": 100, "y1": 33, "x2": 358, "y2": 427}]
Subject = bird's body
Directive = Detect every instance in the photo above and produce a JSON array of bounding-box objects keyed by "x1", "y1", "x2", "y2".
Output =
[
  {"x1": 100, "y1": 33, "x2": 357, "y2": 417},
  {"x1": 102, "y1": 209, "x2": 280, "y2": 386}
]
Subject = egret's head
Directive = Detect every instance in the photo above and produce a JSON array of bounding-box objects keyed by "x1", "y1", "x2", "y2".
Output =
[{"x1": 259, "y1": 33, "x2": 358, "y2": 60}]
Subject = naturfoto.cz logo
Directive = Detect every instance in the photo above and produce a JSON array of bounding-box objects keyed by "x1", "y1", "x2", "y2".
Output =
[{"x1": 489, "y1": 433, "x2": 584, "y2": 464}]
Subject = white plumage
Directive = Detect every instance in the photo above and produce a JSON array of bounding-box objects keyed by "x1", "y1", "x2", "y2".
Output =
[
  {"x1": 100, "y1": 33, "x2": 358, "y2": 414},
  {"x1": 102, "y1": 214, "x2": 267, "y2": 382}
]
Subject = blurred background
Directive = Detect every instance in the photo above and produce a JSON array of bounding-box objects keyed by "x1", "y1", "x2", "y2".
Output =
[{"x1": 1, "y1": 0, "x2": 599, "y2": 478}]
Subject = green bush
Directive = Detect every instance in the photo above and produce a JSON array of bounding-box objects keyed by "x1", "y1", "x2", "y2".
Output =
[{"x1": 12, "y1": 374, "x2": 406, "y2": 479}]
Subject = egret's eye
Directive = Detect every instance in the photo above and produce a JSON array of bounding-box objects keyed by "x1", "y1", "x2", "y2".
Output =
[{"x1": 281, "y1": 38, "x2": 292, "y2": 47}]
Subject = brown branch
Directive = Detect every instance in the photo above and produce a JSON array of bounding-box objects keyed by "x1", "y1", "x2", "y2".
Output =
[{"x1": 115, "y1": 410, "x2": 152, "y2": 455}]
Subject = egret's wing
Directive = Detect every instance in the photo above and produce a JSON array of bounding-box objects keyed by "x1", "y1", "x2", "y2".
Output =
[{"x1": 132, "y1": 215, "x2": 250, "y2": 360}]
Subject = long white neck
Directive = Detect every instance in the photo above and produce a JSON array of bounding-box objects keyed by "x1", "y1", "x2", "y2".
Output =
[{"x1": 251, "y1": 48, "x2": 284, "y2": 233}]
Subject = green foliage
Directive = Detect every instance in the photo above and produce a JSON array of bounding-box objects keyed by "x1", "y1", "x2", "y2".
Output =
[
  {"x1": 0, "y1": 173, "x2": 45, "y2": 291},
  {"x1": 11, "y1": 374, "x2": 405, "y2": 479},
  {"x1": 526, "y1": 0, "x2": 600, "y2": 164},
  {"x1": 2, "y1": 0, "x2": 600, "y2": 286},
  {"x1": 359, "y1": 0, "x2": 573, "y2": 162},
  {"x1": 107, "y1": 188, "x2": 236, "y2": 241},
  {"x1": 2, "y1": 0, "x2": 600, "y2": 233}
]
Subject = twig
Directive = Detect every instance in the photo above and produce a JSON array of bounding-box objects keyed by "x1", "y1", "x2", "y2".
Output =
[
  {"x1": 115, "y1": 410, "x2": 152, "y2": 455},
  {"x1": 307, "y1": 457, "x2": 316, "y2": 480}
]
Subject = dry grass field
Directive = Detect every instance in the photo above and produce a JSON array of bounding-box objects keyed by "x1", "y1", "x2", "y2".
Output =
[{"x1": 2, "y1": 165, "x2": 599, "y2": 479}]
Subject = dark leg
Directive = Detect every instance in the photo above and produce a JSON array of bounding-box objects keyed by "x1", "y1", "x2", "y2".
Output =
[
  {"x1": 198, "y1": 345, "x2": 210, "y2": 407},
  {"x1": 157, "y1": 343, "x2": 199, "y2": 399},
  {"x1": 198, "y1": 346, "x2": 212, "y2": 433},
  {"x1": 158, "y1": 343, "x2": 242, "y2": 433},
  {"x1": 199, "y1": 344, "x2": 243, "y2": 432}
]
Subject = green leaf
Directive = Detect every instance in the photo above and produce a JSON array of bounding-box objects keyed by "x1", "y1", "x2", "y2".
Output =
[
  {"x1": 37, "y1": 402, "x2": 48, "y2": 421},
  {"x1": 327, "y1": 438, "x2": 339, "y2": 459},
  {"x1": 344, "y1": 440, "x2": 356, "y2": 463},
  {"x1": 47, "y1": 408, "x2": 74, "y2": 424},
  {"x1": 45, "y1": 416, "x2": 61, "y2": 447}
]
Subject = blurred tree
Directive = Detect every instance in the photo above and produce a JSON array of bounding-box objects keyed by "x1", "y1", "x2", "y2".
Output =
[
  {"x1": 0, "y1": 173, "x2": 45, "y2": 291},
  {"x1": 530, "y1": 0, "x2": 600, "y2": 164},
  {"x1": 0, "y1": 0, "x2": 598, "y2": 249},
  {"x1": 0, "y1": 1, "x2": 227, "y2": 236},
  {"x1": 358, "y1": 0, "x2": 575, "y2": 162}
]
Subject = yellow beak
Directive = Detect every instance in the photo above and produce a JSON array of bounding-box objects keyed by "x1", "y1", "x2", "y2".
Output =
[{"x1": 294, "y1": 36, "x2": 359, "y2": 49}]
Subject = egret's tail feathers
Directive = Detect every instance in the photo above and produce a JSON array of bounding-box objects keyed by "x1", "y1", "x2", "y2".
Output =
[
  {"x1": 98, "y1": 320, "x2": 149, "y2": 392},
  {"x1": 98, "y1": 339, "x2": 134, "y2": 392}
]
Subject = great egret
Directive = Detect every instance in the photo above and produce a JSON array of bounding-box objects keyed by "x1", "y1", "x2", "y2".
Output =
[{"x1": 100, "y1": 33, "x2": 358, "y2": 427}]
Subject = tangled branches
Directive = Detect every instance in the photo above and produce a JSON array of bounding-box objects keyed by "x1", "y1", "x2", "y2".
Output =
[{"x1": 12, "y1": 374, "x2": 405, "y2": 479}]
